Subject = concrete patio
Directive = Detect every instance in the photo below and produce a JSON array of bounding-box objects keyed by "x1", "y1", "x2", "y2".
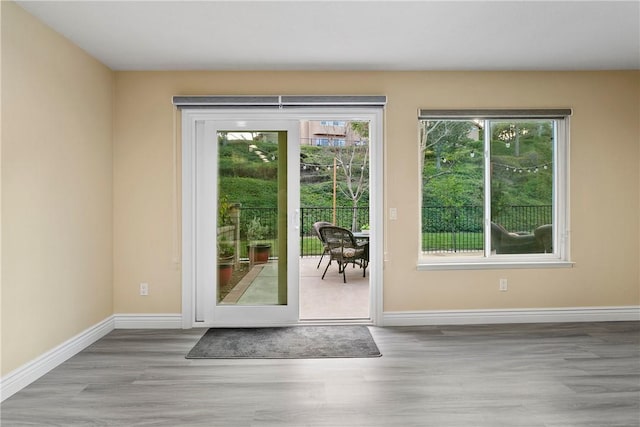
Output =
[{"x1": 221, "y1": 256, "x2": 370, "y2": 320}]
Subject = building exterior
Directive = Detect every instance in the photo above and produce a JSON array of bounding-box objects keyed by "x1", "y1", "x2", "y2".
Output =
[{"x1": 300, "y1": 120, "x2": 366, "y2": 146}]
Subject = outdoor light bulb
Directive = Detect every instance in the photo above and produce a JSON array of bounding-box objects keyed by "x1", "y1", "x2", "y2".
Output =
[
  {"x1": 470, "y1": 151, "x2": 475, "y2": 158},
  {"x1": 506, "y1": 142, "x2": 511, "y2": 148}
]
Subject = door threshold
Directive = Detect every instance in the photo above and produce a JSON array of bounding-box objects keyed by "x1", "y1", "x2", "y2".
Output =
[{"x1": 298, "y1": 318, "x2": 374, "y2": 326}]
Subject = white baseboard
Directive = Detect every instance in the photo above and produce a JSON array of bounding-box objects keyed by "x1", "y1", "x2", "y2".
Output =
[
  {"x1": 0, "y1": 313, "x2": 182, "y2": 402},
  {"x1": 113, "y1": 313, "x2": 183, "y2": 329},
  {"x1": 0, "y1": 316, "x2": 115, "y2": 402},
  {"x1": 383, "y1": 306, "x2": 640, "y2": 326}
]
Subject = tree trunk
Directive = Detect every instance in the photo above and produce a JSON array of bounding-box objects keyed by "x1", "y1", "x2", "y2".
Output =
[{"x1": 351, "y1": 202, "x2": 359, "y2": 232}]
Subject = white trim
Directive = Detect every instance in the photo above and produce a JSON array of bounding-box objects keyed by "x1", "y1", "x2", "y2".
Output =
[
  {"x1": 1, "y1": 316, "x2": 115, "y2": 402},
  {"x1": 383, "y1": 306, "x2": 640, "y2": 326},
  {"x1": 113, "y1": 313, "x2": 183, "y2": 329},
  {"x1": 369, "y1": 109, "x2": 385, "y2": 324},
  {"x1": 417, "y1": 260, "x2": 575, "y2": 270},
  {"x1": 181, "y1": 114, "x2": 197, "y2": 328}
]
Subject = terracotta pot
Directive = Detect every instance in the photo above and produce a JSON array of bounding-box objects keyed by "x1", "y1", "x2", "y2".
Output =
[
  {"x1": 247, "y1": 244, "x2": 271, "y2": 264},
  {"x1": 217, "y1": 262, "x2": 234, "y2": 287}
]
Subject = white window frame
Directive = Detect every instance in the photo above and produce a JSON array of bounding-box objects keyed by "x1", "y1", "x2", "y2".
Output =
[{"x1": 417, "y1": 109, "x2": 574, "y2": 270}]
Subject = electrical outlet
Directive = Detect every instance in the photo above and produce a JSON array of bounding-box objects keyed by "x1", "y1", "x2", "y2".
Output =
[
  {"x1": 499, "y1": 278, "x2": 508, "y2": 292},
  {"x1": 389, "y1": 208, "x2": 398, "y2": 220},
  {"x1": 140, "y1": 282, "x2": 149, "y2": 296}
]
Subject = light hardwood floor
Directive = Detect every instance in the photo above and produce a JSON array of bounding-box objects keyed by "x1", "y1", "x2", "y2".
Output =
[{"x1": 2, "y1": 322, "x2": 639, "y2": 426}]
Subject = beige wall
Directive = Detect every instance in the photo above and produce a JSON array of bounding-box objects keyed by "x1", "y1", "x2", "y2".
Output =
[
  {"x1": 1, "y1": 2, "x2": 114, "y2": 375},
  {"x1": 113, "y1": 71, "x2": 640, "y2": 315}
]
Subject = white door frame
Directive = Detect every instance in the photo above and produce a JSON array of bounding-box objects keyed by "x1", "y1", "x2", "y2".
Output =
[{"x1": 181, "y1": 108, "x2": 384, "y2": 328}]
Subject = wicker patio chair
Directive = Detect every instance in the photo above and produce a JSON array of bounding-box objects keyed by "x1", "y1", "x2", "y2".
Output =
[
  {"x1": 312, "y1": 221, "x2": 333, "y2": 269},
  {"x1": 318, "y1": 225, "x2": 369, "y2": 283}
]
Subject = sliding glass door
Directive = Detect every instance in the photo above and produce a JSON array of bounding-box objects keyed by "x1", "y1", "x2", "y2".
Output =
[
  {"x1": 194, "y1": 120, "x2": 300, "y2": 325},
  {"x1": 182, "y1": 107, "x2": 384, "y2": 327}
]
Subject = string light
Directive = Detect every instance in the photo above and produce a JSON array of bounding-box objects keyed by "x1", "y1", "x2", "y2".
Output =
[
  {"x1": 494, "y1": 161, "x2": 551, "y2": 172},
  {"x1": 300, "y1": 161, "x2": 368, "y2": 172}
]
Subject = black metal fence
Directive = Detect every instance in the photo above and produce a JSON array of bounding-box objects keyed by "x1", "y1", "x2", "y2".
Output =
[
  {"x1": 421, "y1": 205, "x2": 552, "y2": 253},
  {"x1": 237, "y1": 205, "x2": 551, "y2": 256},
  {"x1": 422, "y1": 205, "x2": 552, "y2": 233},
  {"x1": 300, "y1": 206, "x2": 369, "y2": 256},
  {"x1": 238, "y1": 206, "x2": 369, "y2": 257}
]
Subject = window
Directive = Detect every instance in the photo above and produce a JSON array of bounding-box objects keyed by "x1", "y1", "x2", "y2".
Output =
[
  {"x1": 314, "y1": 137, "x2": 346, "y2": 147},
  {"x1": 320, "y1": 120, "x2": 346, "y2": 126},
  {"x1": 418, "y1": 109, "x2": 571, "y2": 269}
]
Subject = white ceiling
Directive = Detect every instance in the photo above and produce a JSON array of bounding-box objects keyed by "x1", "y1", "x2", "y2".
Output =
[{"x1": 16, "y1": 0, "x2": 640, "y2": 71}]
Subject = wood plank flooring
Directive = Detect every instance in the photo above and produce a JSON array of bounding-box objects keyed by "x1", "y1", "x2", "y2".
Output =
[{"x1": 2, "y1": 322, "x2": 639, "y2": 426}]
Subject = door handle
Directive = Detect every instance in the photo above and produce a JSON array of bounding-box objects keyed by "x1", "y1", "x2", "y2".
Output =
[{"x1": 293, "y1": 209, "x2": 300, "y2": 230}]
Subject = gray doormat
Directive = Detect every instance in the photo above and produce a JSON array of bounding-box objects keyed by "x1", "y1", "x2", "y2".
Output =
[{"x1": 186, "y1": 326, "x2": 381, "y2": 359}]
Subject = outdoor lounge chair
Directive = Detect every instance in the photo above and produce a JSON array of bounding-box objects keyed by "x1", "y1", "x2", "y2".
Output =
[
  {"x1": 312, "y1": 221, "x2": 333, "y2": 269},
  {"x1": 491, "y1": 222, "x2": 552, "y2": 254},
  {"x1": 319, "y1": 225, "x2": 369, "y2": 283},
  {"x1": 534, "y1": 224, "x2": 553, "y2": 253}
]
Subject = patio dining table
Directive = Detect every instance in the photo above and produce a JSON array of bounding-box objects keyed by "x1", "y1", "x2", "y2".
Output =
[
  {"x1": 352, "y1": 231, "x2": 370, "y2": 241},
  {"x1": 351, "y1": 231, "x2": 370, "y2": 261}
]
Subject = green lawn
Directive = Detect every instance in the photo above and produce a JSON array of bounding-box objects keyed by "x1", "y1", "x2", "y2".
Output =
[
  {"x1": 235, "y1": 234, "x2": 483, "y2": 257},
  {"x1": 422, "y1": 232, "x2": 484, "y2": 252}
]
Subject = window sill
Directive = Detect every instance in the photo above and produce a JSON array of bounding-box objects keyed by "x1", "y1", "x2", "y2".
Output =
[{"x1": 417, "y1": 260, "x2": 575, "y2": 271}]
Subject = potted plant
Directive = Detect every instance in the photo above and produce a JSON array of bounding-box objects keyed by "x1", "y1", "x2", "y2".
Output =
[
  {"x1": 246, "y1": 216, "x2": 271, "y2": 264},
  {"x1": 217, "y1": 236, "x2": 235, "y2": 288},
  {"x1": 360, "y1": 223, "x2": 370, "y2": 234}
]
